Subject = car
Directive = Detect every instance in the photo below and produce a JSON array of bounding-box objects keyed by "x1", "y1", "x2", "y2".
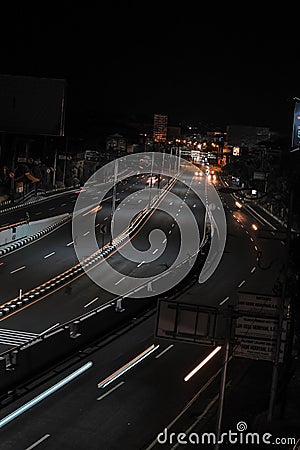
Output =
[{"x1": 146, "y1": 175, "x2": 158, "y2": 186}]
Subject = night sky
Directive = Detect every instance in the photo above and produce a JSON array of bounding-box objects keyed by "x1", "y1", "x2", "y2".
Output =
[{"x1": 1, "y1": 4, "x2": 298, "y2": 137}]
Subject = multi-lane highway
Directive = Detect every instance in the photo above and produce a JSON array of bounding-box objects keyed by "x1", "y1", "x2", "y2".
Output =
[{"x1": 0, "y1": 160, "x2": 290, "y2": 449}]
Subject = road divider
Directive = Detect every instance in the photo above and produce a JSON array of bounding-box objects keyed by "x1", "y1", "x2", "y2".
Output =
[{"x1": 0, "y1": 214, "x2": 71, "y2": 258}]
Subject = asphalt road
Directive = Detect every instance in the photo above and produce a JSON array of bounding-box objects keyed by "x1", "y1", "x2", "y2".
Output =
[
  {"x1": 0, "y1": 307, "x2": 277, "y2": 450},
  {"x1": 0, "y1": 174, "x2": 205, "y2": 346},
  {"x1": 0, "y1": 169, "x2": 290, "y2": 449}
]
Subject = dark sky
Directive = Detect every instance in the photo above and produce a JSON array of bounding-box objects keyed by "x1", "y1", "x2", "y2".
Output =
[{"x1": 1, "y1": 3, "x2": 298, "y2": 136}]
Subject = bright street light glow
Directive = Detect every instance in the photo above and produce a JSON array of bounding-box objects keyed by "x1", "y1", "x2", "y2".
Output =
[
  {"x1": 252, "y1": 224, "x2": 258, "y2": 231},
  {"x1": 184, "y1": 346, "x2": 222, "y2": 382}
]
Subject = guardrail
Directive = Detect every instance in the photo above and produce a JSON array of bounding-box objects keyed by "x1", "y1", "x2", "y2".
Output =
[
  {"x1": 0, "y1": 171, "x2": 210, "y2": 401},
  {"x1": 0, "y1": 175, "x2": 178, "y2": 318},
  {"x1": 0, "y1": 235, "x2": 209, "y2": 402},
  {"x1": 0, "y1": 214, "x2": 71, "y2": 259},
  {"x1": 0, "y1": 186, "x2": 78, "y2": 214}
]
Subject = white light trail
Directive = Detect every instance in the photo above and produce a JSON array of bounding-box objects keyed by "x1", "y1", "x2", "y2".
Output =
[
  {"x1": 97, "y1": 344, "x2": 159, "y2": 389},
  {"x1": 184, "y1": 346, "x2": 222, "y2": 382},
  {"x1": 0, "y1": 362, "x2": 93, "y2": 429}
]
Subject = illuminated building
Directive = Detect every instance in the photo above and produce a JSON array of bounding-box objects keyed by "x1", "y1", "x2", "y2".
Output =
[{"x1": 153, "y1": 114, "x2": 168, "y2": 143}]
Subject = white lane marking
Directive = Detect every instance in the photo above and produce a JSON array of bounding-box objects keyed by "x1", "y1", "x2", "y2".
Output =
[
  {"x1": 219, "y1": 296, "x2": 229, "y2": 306},
  {"x1": 238, "y1": 280, "x2": 245, "y2": 288},
  {"x1": 49, "y1": 207, "x2": 55, "y2": 211},
  {"x1": 25, "y1": 434, "x2": 51, "y2": 450},
  {"x1": 84, "y1": 297, "x2": 99, "y2": 308},
  {"x1": 138, "y1": 199, "x2": 142, "y2": 203},
  {"x1": 155, "y1": 344, "x2": 174, "y2": 359},
  {"x1": 162, "y1": 238, "x2": 167, "y2": 244},
  {"x1": 35, "y1": 212, "x2": 42, "y2": 215},
  {"x1": 251, "y1": 266, "x2": 256, "y2": 273},
  {"x1": 95, "y1": 223, "x2": 100, "y2": 228},
  {"x1": 0, "y1": 328, "x2": 37, "y2": 337},
  {"x1": 281, "y1": 240, "x2": 285, "y2": 245},
  {"x1": 44, "y1": 252, "x2": 55, "y2": 259},
  {"x1": 83, "y1": 231, "x2": 90, "y2": 236},
  {"x1": 40, "y1": 323, "x2": 60, "y2": 334},
  {"x1": 104, "y1": 216, "x2": 108, "y2": 221},
  {"x1": 61, "y1": 203, "x2": 67, "y2": 206},
  {"x1": 115, "y1": 276, "x2": 126, "y2": 285},
  {"x1": 153, "y1": 249, "x2": 158, "y2": 255},
  {"x1": 97, "y1": 381, "x2": 124, "y2": 401},
  {"x1": 137, "y1": 261, "x2": 145, "y2": 268},
  {"x1": 0, "y1": 328, "x2": 39, "y2": 345},
  {"x1": 66, "y1": 241, "x2": 73, "y2": 246},
  {"x1": 10, "y1": 266, "x2": 26, "y2": 274},
  {"x1": 254, "y1": 245, "x2": 258, "y2": 251}
]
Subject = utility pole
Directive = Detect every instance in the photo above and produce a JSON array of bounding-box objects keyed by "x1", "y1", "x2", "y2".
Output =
[
  {"x1": 10, "y1": 136, "x2": 17, "y2": 196},
  {"x1": 53, "y1": 149, "x2": 58, "y2": 188},
  {"x1": 62, "y1": 136, "x2": 69, "y2": 187},
  {"x1": 215, "y1": 311, "x2": 232, "y2": 449},
  {"x1": 148, "y1": 152, "x2": 155, "y2": 209},
  {"x1": 110, "y1": 158, "x2": 118, "y2": 245}
]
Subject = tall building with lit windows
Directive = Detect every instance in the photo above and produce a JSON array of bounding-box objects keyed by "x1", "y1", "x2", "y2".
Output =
[{"x1": 153, "y1": 113, "x2": 168, "y2": 142}]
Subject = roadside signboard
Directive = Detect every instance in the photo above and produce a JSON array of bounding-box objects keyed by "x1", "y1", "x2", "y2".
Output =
[
  {"x1": 233, "y1": 337, "x2": 285, "y2": 362},
  {"x1": 155, "y1": 299, "x2": 226, "y2": 346},
  {"x1": 233, "y1": 292, "x2": 288, "y2": 362},
  {"x1": 235, "y1": 292, "x2": 282, "y2": 316},
  {"x1": 85, "y1": 150, "x2": 99, "y2": 162},
  {"x1": 292, "y1": 100, "x2": 300, "y2": 148}
]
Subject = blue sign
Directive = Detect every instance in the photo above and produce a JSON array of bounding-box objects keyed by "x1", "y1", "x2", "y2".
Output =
[{"x1": 292, "y1": 101, "x2": 300, "y2": 148}]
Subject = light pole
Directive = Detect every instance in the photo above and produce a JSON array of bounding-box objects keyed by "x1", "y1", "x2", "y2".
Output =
[{"x1": 110, "y1": 158, "x2": 118, "y2": 245}]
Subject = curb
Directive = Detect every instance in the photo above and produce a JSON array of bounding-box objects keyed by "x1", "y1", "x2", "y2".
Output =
[{"x1": 0, "y1": 214, "x2": 71, "y2": 258}]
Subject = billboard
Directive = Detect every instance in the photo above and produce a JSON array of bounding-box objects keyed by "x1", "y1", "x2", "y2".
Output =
[
  {"x1": 155, "y1": 299, "x2": 226, "y2": 346},
  {"x1": 0, "y1": 74, "x2": 66, "y2": 136},
  {"x1": 292, "y1": 100, "x2": 300, "y2": 148}
]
